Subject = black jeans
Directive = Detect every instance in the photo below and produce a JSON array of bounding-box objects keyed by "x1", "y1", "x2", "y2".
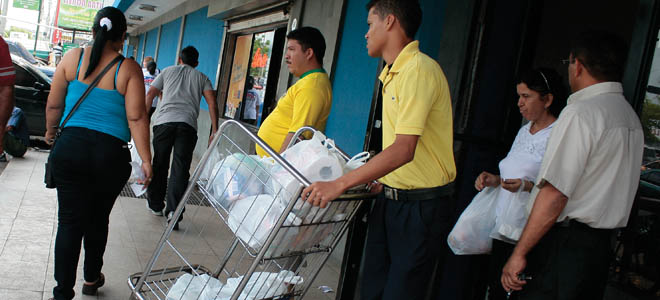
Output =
[
  {"x1": 520, "y1": 221, "x2": 613, "y2": 300},
  {"x1": 361, "y1": 192, "x2": 454, "y2": 300},
  {"x1": 50, "y1": 127, "x2": 130, "y2": 300},
  {"x1": 488, "y1": 239, "x2": 518, "y2": 300},
  {"x1": 147, "y1": 122, "x2": 197, "y2": 218}
]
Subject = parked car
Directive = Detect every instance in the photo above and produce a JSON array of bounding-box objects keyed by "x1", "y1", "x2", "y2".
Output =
[
  {"x1": 11, "y1": 54, "x2": 51, "y2": 137},
  {"x1": 640, "y1": 169, "x2": 660, "y2": 199},
  {"x1": 6, "y1": 40, "x2": 55, "y2": 78}
]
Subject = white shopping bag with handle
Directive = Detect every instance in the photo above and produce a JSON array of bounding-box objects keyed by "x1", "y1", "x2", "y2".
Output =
[
  {"x1": 447, "y1": 187, "x2": 499, "y2": 255},
  {"x1": 490, "y1": 185, "x2": 530, "y2": 243},
  {"x1": 270, "y1": 131, "x2": 346, "y2": 206}
]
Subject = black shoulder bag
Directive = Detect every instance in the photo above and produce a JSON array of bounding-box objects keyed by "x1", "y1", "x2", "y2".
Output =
[{"x1": 45, "y1": 55, "x2": 124, "y2": 188}]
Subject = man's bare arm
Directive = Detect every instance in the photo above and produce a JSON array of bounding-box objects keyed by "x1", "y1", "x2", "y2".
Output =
[
  {"x1": 302, "y1": 134, "x2": 419, "y2": 207},
  {"x1": 501, "y1": 182, "x2": 568, "y2": 291}
]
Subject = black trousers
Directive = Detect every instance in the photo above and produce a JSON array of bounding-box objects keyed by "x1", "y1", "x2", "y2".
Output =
[
  {"x1": 488, "y1": 239, "x2": 518, "y2": 300},
  {"x1": 361, "y1": 192, "x2": 454, "y2": 300},
  {"x1": 50, "y1": 127, "x2": 130, "y2": 300},
  {"x1": 147, "y1": 122, "x2": 197, "y2": 218},
  {"x1": 520, "y1": 221, "x2": 613, "y2": 300}
]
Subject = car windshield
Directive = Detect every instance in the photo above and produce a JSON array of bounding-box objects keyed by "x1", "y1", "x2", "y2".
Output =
[{"x1": 7, "y1": 41, "x2": 39, "y2": 65}]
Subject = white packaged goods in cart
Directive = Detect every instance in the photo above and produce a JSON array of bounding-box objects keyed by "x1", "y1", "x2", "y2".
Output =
[
  {"x1": 128, "y1": 122, "x2": 377, "y2": 300},
  {"x1": 167, "y1": 271, "x2": 303, "y2": 300}
]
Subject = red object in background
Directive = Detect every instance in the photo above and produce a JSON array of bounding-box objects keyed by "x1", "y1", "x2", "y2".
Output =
[
  {"x1": 52, "y1": 29, "x2": 62, "y2": 44},
  {"x1": 251, "y1": 48, "x2": 269, "y2": 69}
]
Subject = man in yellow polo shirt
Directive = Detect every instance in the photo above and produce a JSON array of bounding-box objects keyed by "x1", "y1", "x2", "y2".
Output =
[
  {"x1": 302, "y1": 0, "x2": 455, "y2": 298},
  {"x1": 256, "y1": 27, "x2": 332, "y2": 156}
]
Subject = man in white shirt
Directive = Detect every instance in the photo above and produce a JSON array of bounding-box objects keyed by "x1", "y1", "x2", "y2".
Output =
[{"x1": 501, "y1": 31, "x2": 644, "y2": 299}]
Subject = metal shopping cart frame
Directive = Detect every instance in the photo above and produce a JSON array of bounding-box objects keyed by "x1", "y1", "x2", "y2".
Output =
[{"x1": 128, "y1": 120, "x2": 375, "y2": 300}]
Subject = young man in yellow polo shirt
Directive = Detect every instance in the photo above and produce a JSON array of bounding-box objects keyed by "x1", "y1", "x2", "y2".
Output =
[
  {"x1": 302, "y1": 0, "x2": 456, "y2": 298},
  {"x1": 256, "y1": 27, "x2": 332, "y2": 156}
]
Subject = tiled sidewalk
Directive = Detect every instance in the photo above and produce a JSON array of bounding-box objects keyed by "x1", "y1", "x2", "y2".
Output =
[{"x1": 0, "y1": 150, "x2": 341, "y2": 300}]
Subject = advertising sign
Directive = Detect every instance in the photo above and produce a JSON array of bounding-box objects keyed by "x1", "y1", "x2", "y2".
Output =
[
  {"x1": 224, "y1": 34, "x2": 253, "y2": 119},
  {"x1": 12, "y1": 0, "x2": 39, "y2": 11},
  {"x1": 57, "y1": 0, "x2": 103, "y2": 31}
]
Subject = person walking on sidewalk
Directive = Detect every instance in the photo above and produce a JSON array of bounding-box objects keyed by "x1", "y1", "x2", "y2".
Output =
[
  {"x1": 45, "y1": 7, "x2": 152, "y2": 300},
  {"x1": 302, "y1": 1, "x2": 456, "y2": 298},
  {"x1": 256, "y1": 26, "x2": 332, "y2": 156},
  {"x1": 53, "y1": 42, "x2": 63, "y2": 66},
  {"x1": 0, "y1": 36, "x2": 16, "y2": 163},
  {"x1": 145, "y1": 45, "x2": 218, "y2": 230}
]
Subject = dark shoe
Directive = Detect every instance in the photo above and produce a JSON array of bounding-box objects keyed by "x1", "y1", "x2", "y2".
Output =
[
  {"x1": 0, "y1": 153, "x2": 7, "y2": 162},
  {"x1": 81, "y1": 272, "x2": 105, "y2": 295},
  {"x1": 167, "y1": 212, "x2": 180, "y2": 231}
]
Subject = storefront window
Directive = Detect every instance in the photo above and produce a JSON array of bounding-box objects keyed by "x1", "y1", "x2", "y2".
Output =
[{"x1": 223, "y1": 30, "x2": 278, "y2": 126}]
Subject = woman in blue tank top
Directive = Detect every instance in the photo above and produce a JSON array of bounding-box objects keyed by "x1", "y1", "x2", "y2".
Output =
[{"x1": 44, "y1": 7, "x2": 152, "y2": 300}]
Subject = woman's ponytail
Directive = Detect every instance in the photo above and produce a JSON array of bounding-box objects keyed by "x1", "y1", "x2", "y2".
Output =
[{"x1": 84, "y1": 7, "x2": 127, "y2": 79}]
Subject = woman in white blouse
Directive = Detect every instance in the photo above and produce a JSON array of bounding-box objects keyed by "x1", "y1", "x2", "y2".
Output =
[{"x1": 474, "y1": 68, "x2": 567, "y2": 300}]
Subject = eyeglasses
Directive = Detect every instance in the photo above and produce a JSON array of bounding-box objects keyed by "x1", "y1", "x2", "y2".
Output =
[{"x1": 560, "y1": 58, "x2": 574, "y2": 65}]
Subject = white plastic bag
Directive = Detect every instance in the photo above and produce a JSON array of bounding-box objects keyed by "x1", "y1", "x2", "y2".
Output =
[
  {"x1": 200, "y1": 148, "x2": 222, "y2": 181},
  {"x1": 447, "y1": 187, "x2": 499, "y2": 255},
  {"x1": 490, "y1": 186, "x2": 530, "y2": 242},
  {"x1": 344, "y1": 151, "x2": 370, "y2": 172},
  {"x1": 227, "y1": 194, "x2": 301, "y2": 253},
  {"x1": 127, "y1": 139, "x2": 143, "y2": 182},
  {"x1": 207, "y1": 154, "x2": 270, "y2": 209},
  {"x1": 166, "y1": 273, "x2": 223, "y2": 300},
  {"x1": 214, "y1": 270, "x2": 303, "y2": 300},
  {"x1": 270, "y1": 132, "x2": 346, "y2": 206}
]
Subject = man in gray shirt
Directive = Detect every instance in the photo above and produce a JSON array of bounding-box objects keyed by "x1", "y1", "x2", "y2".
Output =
[{"x1": 145, "y1": 46, "x2": 218, "y2": 230}]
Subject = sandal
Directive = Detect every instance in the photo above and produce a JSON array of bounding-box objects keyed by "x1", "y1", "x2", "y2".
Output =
[{"x1": 81, "y1": 272, "x2": 105, "y2": 295}]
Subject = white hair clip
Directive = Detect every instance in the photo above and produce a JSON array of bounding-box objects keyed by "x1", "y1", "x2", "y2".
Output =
[{"x1": 100, "y1": 17, "x2": 112, "y2": 31}]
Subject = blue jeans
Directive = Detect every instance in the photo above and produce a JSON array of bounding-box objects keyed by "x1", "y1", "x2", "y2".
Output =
[{"x1": 50, "y1": 127, "x2": 130, "y2": 300}]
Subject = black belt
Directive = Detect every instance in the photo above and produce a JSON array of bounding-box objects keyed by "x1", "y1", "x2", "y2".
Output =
[
  {"x1": 383, "y1": 182, "x2": 454, "y2": 201},
  {"x1": 554, "y1": 219, "x2": 612, "y2": 233}
]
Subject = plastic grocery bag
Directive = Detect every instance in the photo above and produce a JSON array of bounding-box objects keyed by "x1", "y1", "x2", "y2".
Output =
[
  {"x1": 270, "y1": 132, "x2": 346, "y2": 206},
  {"x1": 127, "y1": 139, "x2": 143, "y2": 182},
  {"x1": 207, "y1": 154, "x2": 271, "y2": 209},
  {"x1": 447, "y1": 187, "x2": 499, "y2": 255},
  {"x1": 166, "y1": 273, "x2": 223, "y2": 300},
  {"x1": 344, "y1": 151, "x2": 370, "y2": 172},
  {"x1": 227, "y1": 194, "x2": 301, "y2": 253},
  {"x1": 490, "y1": 186, "x2": 530, "y2": 243},
  {"x1": 212, "y1": 270, "x2": 303, "y2": 300},
  {"x1": 200, "y1": 148, "x2": 222, "y2": 181},
  {"x1": 127, "y1": 139, "x2": 148, "y2": 197}
]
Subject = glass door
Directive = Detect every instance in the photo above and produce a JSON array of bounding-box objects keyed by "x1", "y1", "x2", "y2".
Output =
[{"x1": 222, "y1": 27, "x2": 286, "y2": 127}]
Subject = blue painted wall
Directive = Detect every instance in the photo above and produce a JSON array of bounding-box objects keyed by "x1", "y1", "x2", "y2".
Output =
[
  {"x1": 157, "y1": 17, "x2": 182, "y2": 69},
  {"x1": 181, "y1": 6, "x2": 224, "y2": 110},
  {"x1": 143, "y1": 27, "x2": 159, "y2": 61},
  {"x1": 137, "y1": 34, "x2": 145, "y2": 62},
  {"x1": 113, "y1": 0, "x2": 135, "y2": 11},
  {"x1": 325, "y1": 0, "x2": 380, "y2": 156},
  {"x1": 325, "y1": 0, "x2": 446, "y2": 156},
  {"x1": 126, "y1": 44, "x2": 134, "y2": 58}
]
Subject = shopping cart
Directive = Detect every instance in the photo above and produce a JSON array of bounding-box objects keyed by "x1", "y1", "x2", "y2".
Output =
[{"x1": 128, "y1": 120, "x2": 375, "y2": 300}]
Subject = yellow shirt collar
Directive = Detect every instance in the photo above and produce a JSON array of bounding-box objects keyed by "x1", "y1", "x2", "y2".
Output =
[{"x1": 378, "y1": 40, "x2": 420, "y2": 82}]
